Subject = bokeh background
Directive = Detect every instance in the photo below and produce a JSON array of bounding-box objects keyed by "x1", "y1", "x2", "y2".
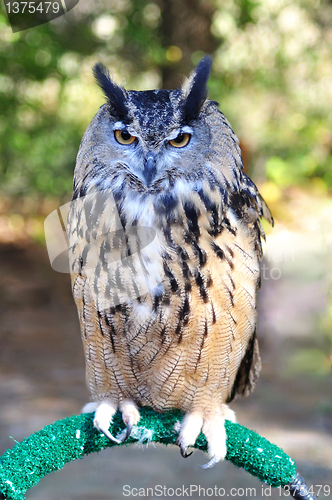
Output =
[{"x1": 0, "y1": 0, "x2": 331, "y2": 498}]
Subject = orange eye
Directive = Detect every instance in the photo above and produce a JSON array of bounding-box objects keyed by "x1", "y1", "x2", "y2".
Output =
[
  {"x1": 169, "y1": 132, "x2": 191, "y2": 148},
  {"x1": 114, "y1": 130, "x2": 136, "y2": 145}
]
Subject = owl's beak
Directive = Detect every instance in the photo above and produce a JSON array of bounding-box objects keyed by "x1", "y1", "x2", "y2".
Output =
[{"x1": 143, "y1": 153, "x2": 157, "y2": 186}]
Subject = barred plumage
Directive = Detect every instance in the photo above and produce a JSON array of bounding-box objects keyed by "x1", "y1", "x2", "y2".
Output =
[{"x1": 68, "y1": 56, "x2": 272, "y2": 466}]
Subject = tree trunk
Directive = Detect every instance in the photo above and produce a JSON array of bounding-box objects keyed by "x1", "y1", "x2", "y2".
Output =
[{"x1": 158, "y1": 0, "x2": 217, "y2": 88}]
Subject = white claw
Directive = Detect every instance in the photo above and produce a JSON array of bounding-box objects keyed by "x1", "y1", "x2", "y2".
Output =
[
  {"x1": 178, "y1": 405, "x2": 236, "y2": 469},
  {"x1": 93, "y1": 400, "x2": 119, "y2": 443},
  {"x1": 100, "y1": 427, "x2": 122, "y2": 444},
  {"x1": 83, "y1": 399, "x2": 141, "y2": 444},
  {"x1": 177, "y1": 413, "x2": 203, "y2": 453},
  {"x1": 117, "y1": 401, "x2": 139, "y2": 441},
  {"x1": 200, "y1": 456, "x2": 220, "y2": 469}
]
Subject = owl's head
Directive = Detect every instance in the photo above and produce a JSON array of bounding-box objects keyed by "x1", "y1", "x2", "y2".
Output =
[{"x1": 74, "y1": 56, "x2": 243, "y2": 198}]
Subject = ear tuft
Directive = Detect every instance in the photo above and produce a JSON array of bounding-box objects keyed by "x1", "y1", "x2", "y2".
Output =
[
  {"x1": 181, "y1": 55, "x2": 213, "y2": 124},
  {"x1": 93, "y1": 63, "x2": 129, "y2": 122}
]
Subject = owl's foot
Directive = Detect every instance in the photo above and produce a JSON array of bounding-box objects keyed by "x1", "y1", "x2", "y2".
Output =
[
  {"x1": 82, "y1": 399, "x2": 140, "y2": 443},
  {"x1": 120, "y1": 400, "x2": 141, "y2": 441},
  {"x1": 177, "y1": 405, "x2": 236, "y2": 468}
]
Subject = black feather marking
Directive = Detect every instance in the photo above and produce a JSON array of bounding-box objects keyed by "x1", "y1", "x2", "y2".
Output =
[
  {"x1": 160, "y1": 326, "x2": 166, "y2": 338},
  {"x1": 223, "y1": 217, "x2": 237, "y2": 236},
  {"x1": 206, "y1": 273, "x2": 213, "y2": 287},
  {"x1": 196, "y1": 244, "x2": 207, "y2": 267},
  {"x1": 204, "y1": 319, "x2": 208, "y2": 337},
  {"x1": 197, "y1": 188, "x2": 214, "y2": 211},
  {"x1": 103, "y1": 312, "x2": 116, "y2": 353},
  {"x1": 162, "y1": 295, "x2": 170, "y2": 306},
  {"x1": 170, "y1": 278, "x2": 179, "y2": 292},
  {"x1": 234, "y1": 243, "x2": 252, "y2": 260},
  {"x1": 219, "y1": 185, "x2": 229, "y2": 206},
  {"x1": 78, "y1": 256, "x2": 84, "y2": 275},
  {"x1": 197, "y1": 189, "x2": 223, "y2": 236},
  {"x1": 175, "y1": 322, "x2": 182, "y2": 342},
  {"x1": 194, "y1": 320, "x2": 208, "y2": 372},
  {"x1": 195, "y1": 272, "x2": 208, "y2": 302},
  {"x1": 211, "y1": 302, "x2": 216, "y2": 324},
  {"x1": 181, "y1": 55, "x2": 212, "y2": 124},
  {"x1": 98, "y1": 316, "x2": 110, "y2": 350},
  {"x1": 179, "y1": 247, "x2": 189, "y2": 261},
  {"x1": 163, "y1": 225, "x2": 173, "y2": 246},
  {"x1": 257, "y1": 274, "x2": 261, "y2": 289},
  {"x1": 80, "y1": 245, "x2": 89, "y2": 269},
  {"x1": 132, "y1": 282, "x2": 141, "y2": 302},
  {"x1": 211, "y1": 242, "x2": 225, "y2": 259},
  {"x1": 229, "y1": 191, "x2": 250, "y2": 219},
  {"x1": 230, "y1": 311, "x2": 237, "y2": 324},
  {"x1": 109, "y1": 329, "x2": 115, "y2": 353},
  {"x1": 226, "y1": 257, "x2": 234, "y2": 270},
  {"x1": 173, "y1": 298, "x2": 190, "y2": 344},
  {"x1": 225, "y1": 286, "x2": 234, "y2": 307},
  {"x1": 226, "y1": 245, "x2": 234, "y2": 258},
  {"x1": 120, "y1": 212, "x2": 127, "y2": 230},
  {"x1": 179, "y1": 297, "x2": 190, "y2": 324},
  {"x1": 181, "y1": 260, "x2": 191, "y2": 281},
  {"x1": 153, "y1": 293, "x2": 161, "y2": 312},
  {"x1": 113, "y1": 188, "x2": 123, "y2": 203},
  {"x1": 184, "y1": 202, "x2": 200, "y2": 239},
  {"x1": 163, "y1": 262, "x2": 174, "y2": 277},
  {"x1": 155, "y1": 193, "x2": 178, "y2": 214},
  {"x1": 163, "y1": 263, "x2": 179, "y2": 293},
  {"x1": 93, "y1": 63, "x2": 129, "y2": 122}
]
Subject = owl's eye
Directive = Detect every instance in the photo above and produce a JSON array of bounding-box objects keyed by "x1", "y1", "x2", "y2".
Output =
[
  {"x1": 169, "y1": 133, "x2": 191, "y2": 148},
  {"x1": 114, "y1": 129, "x2": 136, "y2": 145}
]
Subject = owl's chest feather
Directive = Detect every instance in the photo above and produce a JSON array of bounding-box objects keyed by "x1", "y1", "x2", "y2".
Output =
[{"x1": 118, "y1": 187, "x2": 259, "y2": 332}]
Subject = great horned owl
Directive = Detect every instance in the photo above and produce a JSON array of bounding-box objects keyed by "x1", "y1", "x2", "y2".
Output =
[{"x1": 67, "y1": 56, "x2": 272, "y2": 468}]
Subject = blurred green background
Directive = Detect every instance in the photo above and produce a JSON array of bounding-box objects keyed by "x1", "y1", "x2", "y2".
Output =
[
  {"x1": 1, "y1": 0, "x2": 332, "y2": 203},
  {"x1": 0, "y1": 1, "x2": 331, "y2": 498}
]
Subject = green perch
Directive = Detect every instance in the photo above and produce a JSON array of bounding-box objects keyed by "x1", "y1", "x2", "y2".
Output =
[{"x1": 0, "y1": 408, "x2": 315, "y2": 500}]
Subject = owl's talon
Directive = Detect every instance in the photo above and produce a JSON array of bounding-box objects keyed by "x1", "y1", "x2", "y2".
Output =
[
  {"x1": 92, "y1": 400, "x2": 120, "y2": 443},
  {"x1": 199, "y1": 456, "x2": 219, "y2": 469},
  {"x1": 120, "y1": 401, "x2": 140, "y2": 442},
  {"x1": 179, "y1": 444, "x2": 193, "y2": 458},
  {"x1": 122, "y1": 421, "x2": 133, "y2": 442},
  {"x1": 99, "y1": 426, "x2": 122, "y2": 444},
  {"x1": 176, "y1": 436, "x2": 194, "y2": 458}
]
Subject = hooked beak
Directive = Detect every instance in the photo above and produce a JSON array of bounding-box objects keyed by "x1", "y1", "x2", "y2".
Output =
[{"x1": 143, "y1": 153, "x2": 157, "y2": 186}]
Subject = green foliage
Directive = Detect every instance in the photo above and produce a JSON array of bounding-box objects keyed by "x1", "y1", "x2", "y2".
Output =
[
  {"x1": 210, "y1": 0, "x2": 332, "y2": 190},
  {"x1": 0, "y1": 0, "x2": 165, "y2": 200},
  {"x1": 0, "y1": 0, "x2": 331, "y2": 200}
]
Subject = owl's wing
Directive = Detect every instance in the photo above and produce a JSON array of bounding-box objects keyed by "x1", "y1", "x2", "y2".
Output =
[
  {"x1": 226, "y1": 173, "x2": 273, "y2": 401},
  {"x1": 226, "y1": 330, "x2": 261, "y2": 402}
]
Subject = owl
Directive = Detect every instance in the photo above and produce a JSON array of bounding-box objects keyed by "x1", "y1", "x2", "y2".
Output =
[{"x1": 67, "y1": 56, "x2": 273, "y2": 468}]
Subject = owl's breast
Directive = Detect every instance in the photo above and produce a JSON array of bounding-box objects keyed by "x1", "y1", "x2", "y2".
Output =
[
  {"x1": 121, "y1": 194, "x2": 261, "y2": 409},
  {"x1": 69, "y1": 182, "x2": 263, "y2": 408}
]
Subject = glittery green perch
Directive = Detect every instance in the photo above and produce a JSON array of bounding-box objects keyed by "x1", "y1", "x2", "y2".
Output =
[{"x1": 0, "y1": 408, "x2": 299, "y2": 500}]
